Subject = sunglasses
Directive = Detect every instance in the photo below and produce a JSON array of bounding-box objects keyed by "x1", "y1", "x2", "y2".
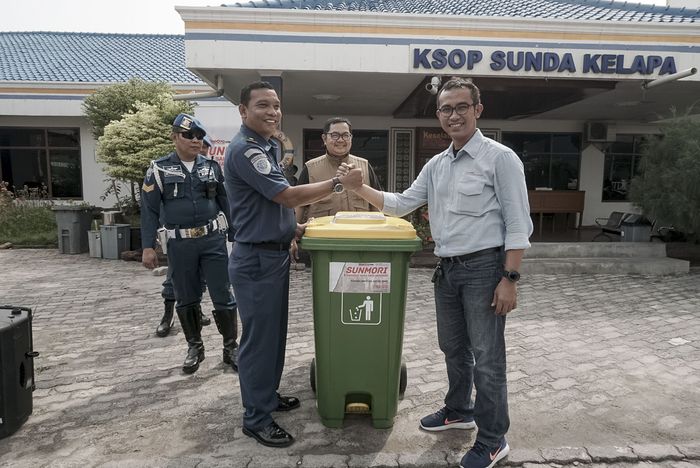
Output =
[{"x1": 178, "y1": 130, "x2": 205, "y2": 141}]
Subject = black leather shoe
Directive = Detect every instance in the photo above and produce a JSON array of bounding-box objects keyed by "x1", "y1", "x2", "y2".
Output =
[
  {"x1": 183, "y1": 345, "x2": 205, "y2": 374},
  {"x1": 201, "y1": 310, "x2": 211, "y2": 326},
  {"x1": 242, "y1": 421, "x2": 294, "y2": 447},
  {"x1": 156, "y1": 300, "x2": 175, "y2": 337},
  {"x1": 275, "y1": 393, "x2": 300, "y2": 412},
  {"x1": 223, "y1": 346, "x2": 238, "y2": 372}
]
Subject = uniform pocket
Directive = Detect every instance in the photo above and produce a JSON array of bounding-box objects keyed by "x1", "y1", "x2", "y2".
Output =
[
  {"x1": 163, "y1": 175, "x2": 184, "y2": 199},
  {"x1": 454, "y1": 178, "x2": 487, "y2": 216}
]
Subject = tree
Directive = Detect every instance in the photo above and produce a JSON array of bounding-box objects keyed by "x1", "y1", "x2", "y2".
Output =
[
  {"x1": 96, "y1": 93, "x2": 193, "y2": 208},
  {"x1": 629, "y1": 116, "x2": 700, "y2": 240},
  {"x1": 83, "y1": 78, "x2": 173, "y2": 139}
]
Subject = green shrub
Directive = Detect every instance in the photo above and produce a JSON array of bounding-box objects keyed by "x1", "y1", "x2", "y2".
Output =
[{"x1": 0, "y1": 197, "x2": 57, "y2": 247}]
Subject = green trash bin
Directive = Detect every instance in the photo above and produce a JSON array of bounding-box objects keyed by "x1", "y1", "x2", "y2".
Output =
[{"x1": 302, "y1": 212, "x2": 422, "y2": 429}]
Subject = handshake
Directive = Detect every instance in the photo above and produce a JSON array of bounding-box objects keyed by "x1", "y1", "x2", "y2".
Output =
[{"x1": 335, "y1": 163, "x2": 363, "y2": 191}]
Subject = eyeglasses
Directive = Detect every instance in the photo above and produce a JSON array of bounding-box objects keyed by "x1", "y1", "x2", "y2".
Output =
[
  {"x1": 179, "y1": 130, "x2": 205, "y2": 141},
  {"x1": 325, "y1": 132, "x2": 353, "y2": 141},
  {"x1": 437, "y1": 103, "x2": 476, "y2": 117}
]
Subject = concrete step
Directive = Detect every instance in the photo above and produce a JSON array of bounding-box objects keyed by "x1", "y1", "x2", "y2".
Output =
[
  {"x1": 522, "y1": 256, "x2": 689, "y2": 275},
  {"x1": 410, "y1": 242, "x2": 690, "y2": 274},
  {"x1": 525, "y1": 242, "x2": 667, "y2": 258}
]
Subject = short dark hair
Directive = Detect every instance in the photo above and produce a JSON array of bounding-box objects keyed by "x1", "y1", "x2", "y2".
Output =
[
  {"x1": 240, "y1": 81, "x2": 275, "y2": 106},
  {"x1": 323, "y1": 117, "x2": 352, "y2": 134},
  {"x1": 436, "y1": 77, "x2": 481, "y2": 107}
]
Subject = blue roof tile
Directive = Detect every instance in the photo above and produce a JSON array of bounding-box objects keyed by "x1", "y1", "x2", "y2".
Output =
[
  {"x1": 226, "y1": 0, "x2": 698, "y2": 22},
  {"x1": 0, "y1": 32, "x2": 203, "y2": 84}
]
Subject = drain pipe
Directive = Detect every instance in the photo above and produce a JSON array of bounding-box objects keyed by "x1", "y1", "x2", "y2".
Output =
[
  {"x1": 642, "y1": 67, "x2": 697, "y2": 90},
  {"x1": 174, "y1": 75, "x2": 224, "y2": 100}
]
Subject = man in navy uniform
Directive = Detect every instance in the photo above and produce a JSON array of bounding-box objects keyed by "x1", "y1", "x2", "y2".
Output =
[
  {"x1": 142, "y1": 113, "x2": 238, "y2": 374},
  {"x1": 155, "y1": 136, "x2": 213, "y2": 337},
  {"x1": 224, "y1": 81, "x2": 362, "y2": 447}
]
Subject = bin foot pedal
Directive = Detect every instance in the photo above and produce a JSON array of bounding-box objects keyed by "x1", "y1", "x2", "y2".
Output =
[{"x1": 345, "y1": 402, "x2": 370, "y2": 414}]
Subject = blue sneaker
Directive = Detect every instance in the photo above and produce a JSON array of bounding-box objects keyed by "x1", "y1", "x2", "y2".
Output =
[
  {"x1": 419, "y1": 406, "x2": 476, "y2": 432},
  {"x1": 460, "y1": 438, "x2": 510, "y2": 468}
]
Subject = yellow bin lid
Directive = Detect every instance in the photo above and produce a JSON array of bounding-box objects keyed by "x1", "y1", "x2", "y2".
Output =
[{"x1": 304, "y1": 212, "x2": 417, "y2": 239}]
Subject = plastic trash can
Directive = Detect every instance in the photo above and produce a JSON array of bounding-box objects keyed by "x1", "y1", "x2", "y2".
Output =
[
  {"x1": 51, "y1": 206, "x2": 94, "y2": 254},
  {"x1": 100, "y1": 224, "x2": 131, "y2": 260},
  {"x1": 302, "y1": 212, "x2": 422, "y2": 429},
  {"x1": 620, "y1": 215, "x2": 652, "y2": 242},
  {"x1": 88, "y1": 230, "x2": 102, "y2": 258}
]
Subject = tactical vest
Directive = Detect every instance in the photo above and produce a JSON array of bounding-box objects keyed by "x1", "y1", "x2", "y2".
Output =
[{"x1": 303, "y1": 154, "x2": 372, "y2": 221}]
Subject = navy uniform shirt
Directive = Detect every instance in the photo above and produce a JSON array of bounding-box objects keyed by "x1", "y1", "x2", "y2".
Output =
[
  {"x1": 224, "y1": 125, "x2": 296, "y2": 244},
  {"x1": 141, "y1": 152, "x2": 231, "y2": 249}
]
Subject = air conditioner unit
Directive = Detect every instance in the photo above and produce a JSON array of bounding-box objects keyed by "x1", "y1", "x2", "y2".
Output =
[{"x1": 585, "y1": 122, "x2": 610, "y2": 142}]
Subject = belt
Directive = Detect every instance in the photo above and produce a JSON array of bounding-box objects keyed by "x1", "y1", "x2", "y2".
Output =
[
  {"x1": 167, "y1": 219, "x2": 220, "y2": 239},
  {"x1": 249, "y1": 241, "x2": 291, "y2": 251},
  {"x1": 440, "y1": 246, "x2": 502, "y2": 263}
]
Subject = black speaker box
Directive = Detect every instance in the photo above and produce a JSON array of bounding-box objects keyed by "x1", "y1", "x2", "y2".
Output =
[{"x1": 0, "y1": 305, "x2": 38, "y2": 439}]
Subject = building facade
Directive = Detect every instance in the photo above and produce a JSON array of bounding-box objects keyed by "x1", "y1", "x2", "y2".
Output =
[
  {"x1": 1, "y1": 0, "x2": 698, "y2": 225},
  {"x1": 176, "y1": 0, "x2": 699, "y2": 225}
]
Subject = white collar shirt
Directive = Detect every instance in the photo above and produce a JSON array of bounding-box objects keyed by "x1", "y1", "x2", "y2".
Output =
[{"x1": 382, "y1": 129, "x2": 533, "y2": 257}]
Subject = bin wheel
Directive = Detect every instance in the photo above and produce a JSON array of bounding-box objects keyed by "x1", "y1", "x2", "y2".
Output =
[
  {"x1": 310, "y1": 358, "x2": 316, "y2": 394},
  {"x1": 399, "y1": 362, "x2": 407, "y2": 398}
]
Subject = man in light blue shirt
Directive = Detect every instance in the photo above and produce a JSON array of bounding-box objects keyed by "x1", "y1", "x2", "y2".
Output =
[{"x1": 341, "y1": 77, "x2": 532, "y2": 468}]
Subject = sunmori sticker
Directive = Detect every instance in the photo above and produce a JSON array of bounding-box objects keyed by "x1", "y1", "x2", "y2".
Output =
[{"x1": 329, "y1": 262, "x2": 391, "y2": 293}]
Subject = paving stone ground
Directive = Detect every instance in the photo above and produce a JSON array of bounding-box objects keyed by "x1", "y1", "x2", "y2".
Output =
[{"x1": 0, "y1": 250, "x2": 699, "y2": 468}]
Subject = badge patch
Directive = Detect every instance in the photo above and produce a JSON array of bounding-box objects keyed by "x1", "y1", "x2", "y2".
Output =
[
  {"x1": 142, "y1": 183, "x2": 155, "y2": 193},
  {"x1": 251, "y1": 154, "x2": 272, "y2": 175},
  {"x1": 244, "y1": 148, "x2": 264, "y2": 159}
]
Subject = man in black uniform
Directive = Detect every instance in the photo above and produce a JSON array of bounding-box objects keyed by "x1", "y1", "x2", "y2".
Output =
[
  {"x1": 142, "y1": 113, "x2": 238, "y2": 374},
  {"x1": 224, "y1": 81, "x2": 362, "y2": 447},
  {"x1": 155, "y1": 135, "x2": 213, "y2": 338}
]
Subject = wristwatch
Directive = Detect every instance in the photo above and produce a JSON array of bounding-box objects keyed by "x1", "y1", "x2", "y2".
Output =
[
  {"x1": 503, "y1": 270, "x2": 521, "y2": 282},
  {"x1": 331, "y1": 176, "x2": 344, "y2": 193}
]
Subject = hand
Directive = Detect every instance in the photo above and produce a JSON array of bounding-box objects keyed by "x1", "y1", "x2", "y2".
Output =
[
  {"x1": 336, "y1": 162, "x2": 355, "y2": 177},
  {"x1": 290, "y1": 238, "x2": 299, "y2": 261},
  {"x1": 295, "y1": 221, "x2": 310, "y2": 239},
  {"x1": 491, "y1": 278, "x2": 517, "y2": 315},
  {"x1": 142, "y1": 248, "x2": 158, "y2": 269},
  {"x1": 340, "y1": 168, "x2": 363, "y2": 191}
]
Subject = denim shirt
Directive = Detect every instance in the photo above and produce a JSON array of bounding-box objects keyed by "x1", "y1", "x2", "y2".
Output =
[{"x1": 382, "y1": 129, "x2": 533, "y2": 257}]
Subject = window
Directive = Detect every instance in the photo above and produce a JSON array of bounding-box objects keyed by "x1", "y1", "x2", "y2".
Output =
[
  {"x1": 0, "y1": 127, "x2": 82, "y2": 198},
  {"x1": 302, "y1": 129, "x2": 388, "y2": 189},
  {"x1": 602, "y1": 135, "x2": 645, "y2": 202},
  {"x1": 501, "y1": 132, "x2": 581, "y2": 190}
]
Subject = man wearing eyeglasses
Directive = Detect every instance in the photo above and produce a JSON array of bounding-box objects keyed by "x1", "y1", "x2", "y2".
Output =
[
  {"x1": 296, "y1": 117, "x2": 382, "y2": 224},
  {"x1": 141, "y1": 113, "x2": 238, "y2": 376},
  {"x1": 224, "y1": 82, "x2": 363, "y2": 448},
  {"x1": 154, "y1": 136, "x2": 216, "y2": 338},
  {"x1": 339, "y1": 78, "x2": 532, "y2": 468}
]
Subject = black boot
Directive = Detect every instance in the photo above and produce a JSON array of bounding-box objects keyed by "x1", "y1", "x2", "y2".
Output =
[
  {"x1": 200, "y1": 310, "x2": 211, "y2": 327},
  {"x1": 156, "y1": 300, "x2": 175, "y2": 337},
  {"x1": 176, "y1": 304, "x2": 205, "y2": 374},
  {"x1": 212, "y1": 308, "x2": 239, "y2": 372}
]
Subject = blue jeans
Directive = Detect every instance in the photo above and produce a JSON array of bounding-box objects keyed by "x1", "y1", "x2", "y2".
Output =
[{"x1": 434, "y1": 248, "x2": 509, "y2": 446}]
